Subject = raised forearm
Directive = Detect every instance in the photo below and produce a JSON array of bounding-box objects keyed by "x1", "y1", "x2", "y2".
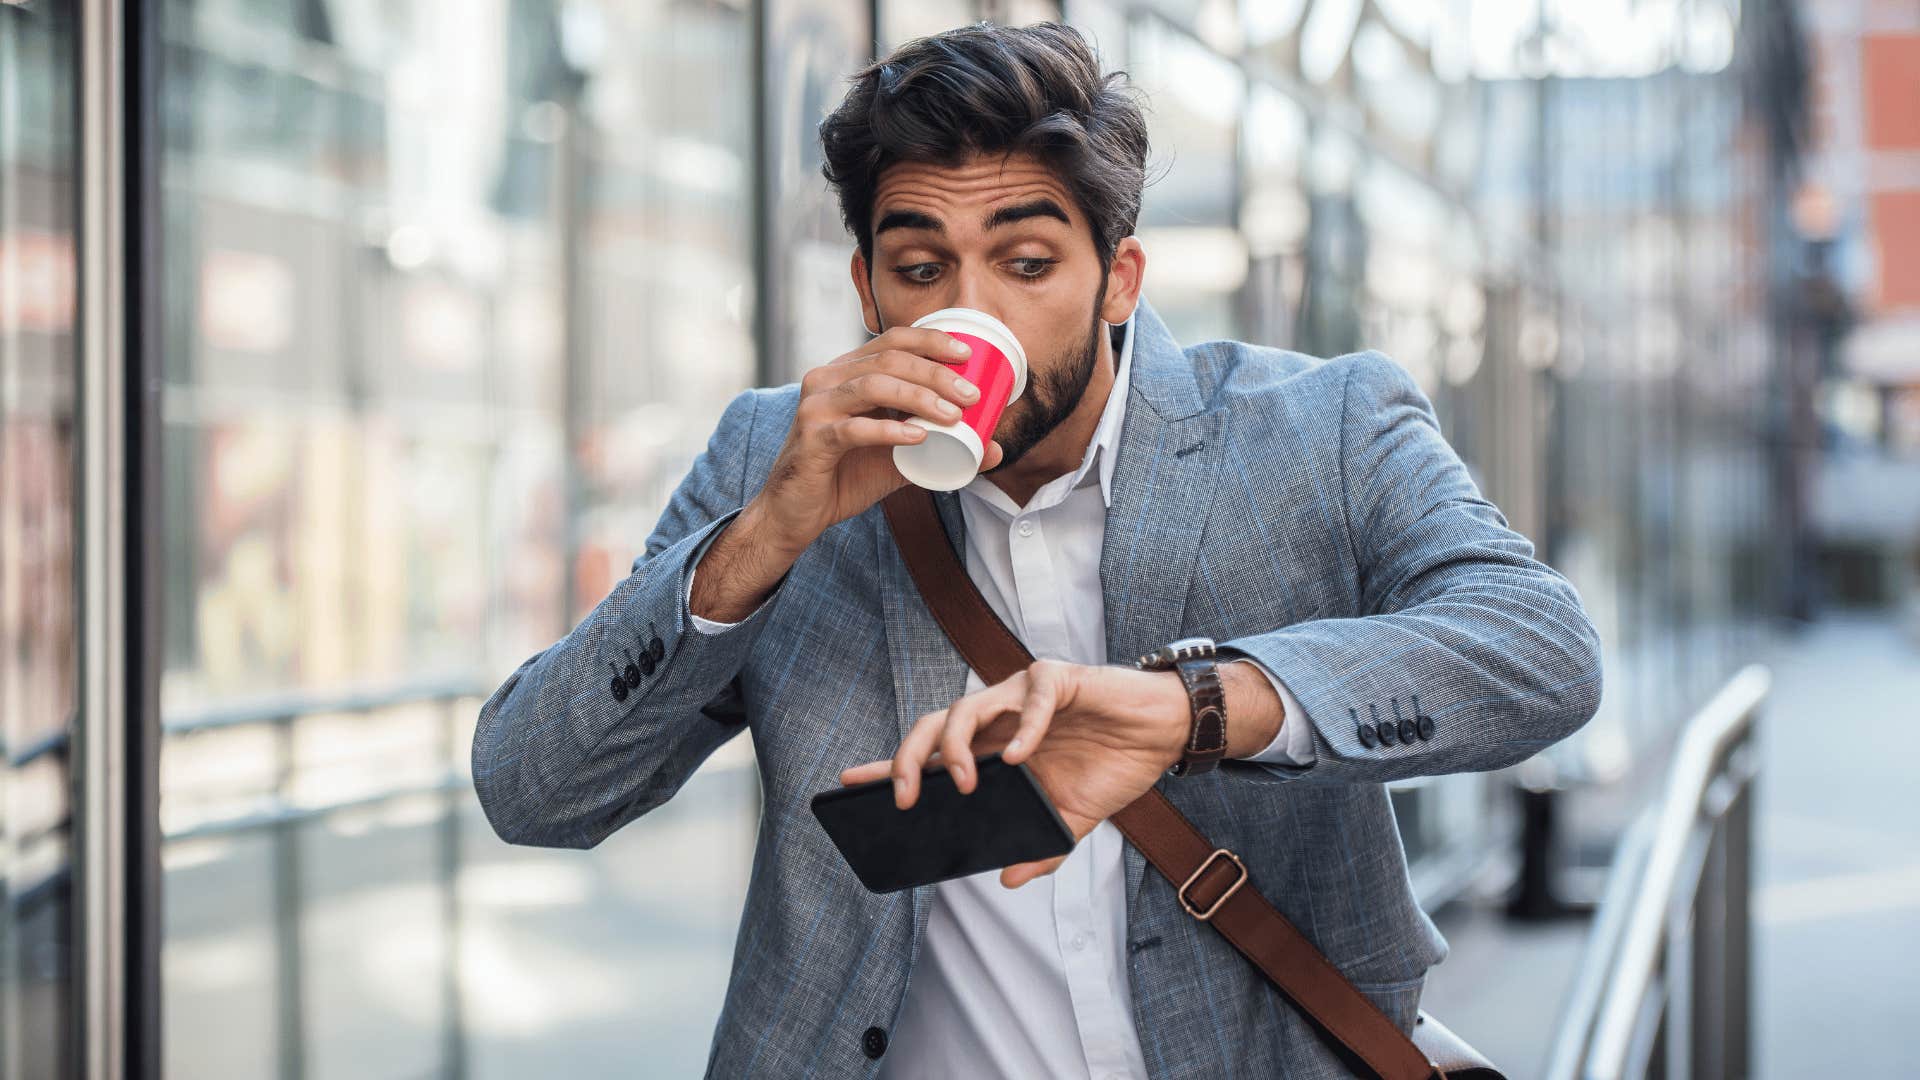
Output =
[
  {"x1": 688, "y1": 498, "x2": 805, "y2": 623},
  {"x1": 1219, "y1": 659, "x2": 1285, "y2": 758}
]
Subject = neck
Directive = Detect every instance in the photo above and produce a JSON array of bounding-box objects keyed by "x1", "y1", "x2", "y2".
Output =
[{"x1": 987, "y1": 325, "x2": 1116, "y2": 507}]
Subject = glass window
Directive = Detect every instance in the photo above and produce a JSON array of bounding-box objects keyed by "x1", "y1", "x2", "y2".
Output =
[
  {"x1": 155, "y1": 1, "x2": 771, "y2": 1075},
  {"x1": 1239, "y1": 85, "x2": 1310, "y2": 347},
  {"x1": 0, "y1": 4, "x2": 81, "y2": 1077},
  {"x1": 1130, "y1": 14, "x2": 1247, "y2": 343},
  {"x1": 879, "y1": 0, "x2": 977, "y2": 51},
  {"x1": 1297, "y1": 125, "x2": 1366, "y2": 358},
  {"x1": 1355, "y1": 160, "x2": 1448, "y2": 394},
  {"x1": 763, "y1": 0, "x2": 874, "y2": 383}
]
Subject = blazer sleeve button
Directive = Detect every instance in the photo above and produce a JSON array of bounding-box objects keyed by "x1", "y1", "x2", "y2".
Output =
[
  {"x1": 1412, "y1": 694, "x2": 1435, "y2": 740},
  {"x1": 1352, "y1": 711, "x2": 1377, "y2": 748},
  {"x1": 609, "y1": 676, "x2": 629, "y2": 702}
]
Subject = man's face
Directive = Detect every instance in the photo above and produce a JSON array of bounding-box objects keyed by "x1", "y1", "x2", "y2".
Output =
[{"x1": 852, "y1": 152, "x2": 1139, "y2": 470}]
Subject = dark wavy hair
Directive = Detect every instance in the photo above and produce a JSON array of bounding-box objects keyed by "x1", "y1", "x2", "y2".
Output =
[{"x1": 818, "y1": 21, "x2": 1151, "y2": 268}]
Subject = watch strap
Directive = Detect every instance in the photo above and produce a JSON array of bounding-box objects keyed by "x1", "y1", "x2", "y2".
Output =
[{"x1": 1169, "y1": 656, "x2": 1228, "y2": 776}]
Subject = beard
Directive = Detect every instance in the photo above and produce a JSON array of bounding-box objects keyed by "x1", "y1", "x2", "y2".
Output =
[{"x1": 986, "y1": 296, "x2": 1106, "y2": 472}]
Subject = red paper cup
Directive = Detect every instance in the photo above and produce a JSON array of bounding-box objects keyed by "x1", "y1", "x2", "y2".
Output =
[{"x1": 893, "y1": 308, "x2": 1028, "y2": 491}]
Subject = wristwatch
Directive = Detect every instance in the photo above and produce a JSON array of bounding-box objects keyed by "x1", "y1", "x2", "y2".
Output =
[{"x1": 1135, "y1": 636, "x2": 1228, "y2": 777}]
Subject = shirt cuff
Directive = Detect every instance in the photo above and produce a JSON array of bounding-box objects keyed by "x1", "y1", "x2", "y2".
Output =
[
  {"x1": 683, "y1": 530, "x2": 773, "y2": 635},
  {"x1": 1228, "y1": 658, "x2": 1317, "y2": 766}
]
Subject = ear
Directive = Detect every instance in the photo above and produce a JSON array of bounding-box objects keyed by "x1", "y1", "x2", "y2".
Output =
[
  {"x1": 1099, "y1": 236, "x2": 1145, "y2": 326},
  {"x1": 851, "y1": 247, "x2": 881, "y2": 336}
]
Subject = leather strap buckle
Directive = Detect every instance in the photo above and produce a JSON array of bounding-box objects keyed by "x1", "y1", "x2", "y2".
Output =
[{"x1": 1178, "y1": 847, "x2": 1248, "y2": 921}]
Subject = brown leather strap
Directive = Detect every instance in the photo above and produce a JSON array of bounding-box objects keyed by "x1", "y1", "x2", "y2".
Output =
[{"x1": 881, "y1": 486, "x2": 1446, "y2": 1080}]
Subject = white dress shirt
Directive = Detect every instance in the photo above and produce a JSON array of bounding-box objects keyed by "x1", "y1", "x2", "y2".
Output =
[{"x1": 686, "y1": 310, "x2": 1315, "y2": 1078}]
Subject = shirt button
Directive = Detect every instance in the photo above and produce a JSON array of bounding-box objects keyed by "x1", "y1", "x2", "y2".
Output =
[
  {"x1": 1070, "y1": 932, "x2": 1089, "y2": 951},
  {"x1": 1017, "y1": 519, "x2": 1034, "y2": 537}
]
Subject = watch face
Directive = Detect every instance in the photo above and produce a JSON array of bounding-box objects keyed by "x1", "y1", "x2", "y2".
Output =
[
  {"x1": 1139, "y1": 636, "x2": 1216, "y2": 670},
  {"x1": 1168, "y1": 636, "x2": 1216, "y2": 657}
]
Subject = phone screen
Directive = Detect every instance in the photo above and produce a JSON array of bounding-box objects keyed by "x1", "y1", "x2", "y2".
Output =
[{"x1": 810, "y1": 752, "x2": 1076, "y2": 893}]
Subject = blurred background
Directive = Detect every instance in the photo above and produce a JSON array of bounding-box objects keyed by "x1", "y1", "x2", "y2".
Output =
[{"x1": 3, "y1": 0, "x2": 1916, "y2": 1077}]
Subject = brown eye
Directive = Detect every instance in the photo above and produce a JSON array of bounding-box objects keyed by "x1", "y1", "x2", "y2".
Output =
[{"x1": 893, "y1": 263, "x2": 941, "y2": 286}]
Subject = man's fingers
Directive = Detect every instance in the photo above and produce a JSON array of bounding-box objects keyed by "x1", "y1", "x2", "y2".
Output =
[
  {"x1": 838, "y1": 759, "x2": 892, "y2": 786},
  {"x1": 888, "y1": 667, "x2": 1048, "y2": 807},
  {"x1": 1001, "y1": 853, "x2": 1070, "y2": 889},
  {"x1": 891, "y1": 709, "x2": 949, "y2": 809},
  {"x1": 943, "y1": 676, "x2": 1031, "y2": 793},
  {"x1": 1002, "y1": 664, "x2": 1062, "y2": 765},
  {"x1": 937, "y1": 694, "x2": 990, "y2": 795},
  {"x1": 841, "y1": 750, "x2": 950, "y2": 793}
]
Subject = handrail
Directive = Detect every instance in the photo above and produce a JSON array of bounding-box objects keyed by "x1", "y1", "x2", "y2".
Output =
[
  {"x1": 1545, "y1": 813, "x2": 1656, "y2": 1078},
  {"x1": 157, "y1": 674, "x2": 755, "y2": 841},
  {"x1": 164, "y1": 673, "x2": 490, "y2": 735},
  {"x1": 159, "y1": 676, "x2": 487, "y2": 1080},
  {"x1": 1546, "y1": 662, "x2": 1770, "y2": 1080},
  {"x1": 7, "y1": 724, "x2": 73, "y2": 768},
  {"x1": 158, "y1": 676, "x2": 490, "y2": 843}
]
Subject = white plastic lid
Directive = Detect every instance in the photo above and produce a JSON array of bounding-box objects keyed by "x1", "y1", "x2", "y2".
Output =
[{"x1": 910, "y1": 307, "x2": 1028, "y2": 403}]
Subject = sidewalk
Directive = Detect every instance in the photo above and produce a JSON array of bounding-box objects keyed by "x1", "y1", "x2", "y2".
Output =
[{"x1": 1753, "y1": 609, "x2": 1920, "y2": 1078}]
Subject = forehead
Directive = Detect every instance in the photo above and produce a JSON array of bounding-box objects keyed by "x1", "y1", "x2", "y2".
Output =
[{"x1": 871, "y1": 153, "x2": 1081, "y2": 231}]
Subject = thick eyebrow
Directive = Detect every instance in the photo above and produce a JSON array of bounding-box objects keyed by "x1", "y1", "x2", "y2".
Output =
[
  {"x1": 983, "y1": 198, "x2": 1071, "y2": 231},
  {"x1": 872, "y1": 197, "x2": 1073, "y2": 241}
]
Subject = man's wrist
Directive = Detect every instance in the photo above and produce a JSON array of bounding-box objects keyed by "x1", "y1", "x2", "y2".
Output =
[
  {"x1": 1149, "y1": 669, "x2": 1194, "y2": 771},
  {"x1": 736, "y1": 496, "x2": 811, "y2": 562},
  {"x1": 1143, "y1": 655, "x2": 1287, "y2": 773},
  {"x1": 1218, "y1": 658, "x2": 1284, "y2": 759},
  {"x1": 688, "y1": 500, "x2": 804, "y2": 623}
]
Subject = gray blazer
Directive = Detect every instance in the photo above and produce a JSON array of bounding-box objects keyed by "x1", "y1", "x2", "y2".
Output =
[{"x1": 471, "y1": 297, "x2": 1604, "y2": 1078}]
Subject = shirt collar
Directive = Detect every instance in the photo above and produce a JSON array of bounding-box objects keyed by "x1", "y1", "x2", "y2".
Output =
[{"x1": 1087, "y1": 309, "x2": 1135, "y2": 508}]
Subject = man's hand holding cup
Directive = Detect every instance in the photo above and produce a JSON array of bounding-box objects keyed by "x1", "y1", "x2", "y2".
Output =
[{"x1": 746, "y1": 307, "x2": 1029, "y2": 557}]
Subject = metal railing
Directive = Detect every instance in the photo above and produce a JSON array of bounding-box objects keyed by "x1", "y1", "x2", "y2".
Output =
[
  {"x1": 163, "y1": 675, "x2": 490, "y2": 1080},
  {"x1": 1547, "y1": 663, "x2": 1770, "y2": 1080}
]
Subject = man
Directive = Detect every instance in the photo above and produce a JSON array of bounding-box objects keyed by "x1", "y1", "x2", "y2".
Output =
[{"x1": 471, "y1": 21, "x2": 1602, "y2": 1079}]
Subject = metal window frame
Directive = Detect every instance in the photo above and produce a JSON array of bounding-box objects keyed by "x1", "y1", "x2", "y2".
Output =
[{"x1": 76, "y1": 1, "x2": 162, "y2": 1077}]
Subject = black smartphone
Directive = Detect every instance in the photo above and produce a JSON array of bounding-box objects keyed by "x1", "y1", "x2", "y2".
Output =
[{"x1": 811, "y1": 751, "x2": 1076, "y2": 894}]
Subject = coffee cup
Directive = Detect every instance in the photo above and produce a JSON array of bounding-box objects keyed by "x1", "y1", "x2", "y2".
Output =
[{"x1": 893, "y1": 307, "x2": 1028, "y2": 491}]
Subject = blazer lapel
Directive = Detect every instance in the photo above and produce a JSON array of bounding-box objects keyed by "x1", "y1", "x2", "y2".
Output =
[{"x1": 1099, "y1": 299, "x2": 1231, "y2": 910}]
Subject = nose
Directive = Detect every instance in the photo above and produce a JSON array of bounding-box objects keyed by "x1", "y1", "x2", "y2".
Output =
[{"x1": 950, "y1": 264, "x2": 997, "y2": 318}]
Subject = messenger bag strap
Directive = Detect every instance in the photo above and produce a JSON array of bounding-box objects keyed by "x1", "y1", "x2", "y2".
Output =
[{"x1": 880, "y1": 486, "x2": 1449, "y2": 1080}]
